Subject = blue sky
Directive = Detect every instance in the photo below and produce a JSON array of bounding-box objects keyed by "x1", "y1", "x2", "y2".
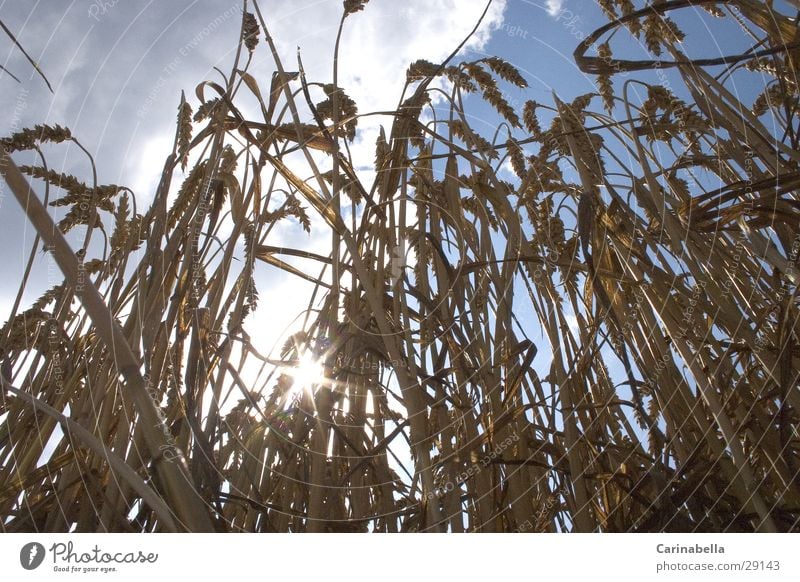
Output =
[
  {"x1": 1, "y1": 0, "x2": 784, "y2": 500},
  {"x1": 0, "y1": 0, "x2": 770, "y2": 411},
  {"x1": 1, "y1": 0, "x2": 778, "y2": 305}
]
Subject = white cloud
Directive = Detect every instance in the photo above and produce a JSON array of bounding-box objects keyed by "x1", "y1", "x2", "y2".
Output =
[
  {"x1": 203, "y1": 0, "x2": 509, "y2": 358},
  {"x1": 256, "y1": 0, "x2": 507, "y2": 170},
  {"x1": 0, "y1": 0, "x2": 509, "y2": 364},
  {"x1": 545, "y1": 0, "x2": 564, "y2": 17},
  {"x1": 127, "y1": 131, "x2": 173, "y2": 201},
  {"x1": 118, "y1": 0, "x2": 507, "y2": 220}
]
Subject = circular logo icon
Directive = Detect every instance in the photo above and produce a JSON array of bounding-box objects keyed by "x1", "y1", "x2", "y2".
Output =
[{"x1": 20, "y1": 542, "x2": 45, "y2": 570}]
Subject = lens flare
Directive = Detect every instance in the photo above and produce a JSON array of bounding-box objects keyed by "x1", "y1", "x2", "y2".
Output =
[{"x1": 287, "y1": 351, "x2": 325, "y2": 393}]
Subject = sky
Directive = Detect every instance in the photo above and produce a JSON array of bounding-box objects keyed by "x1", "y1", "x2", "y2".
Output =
[
  {"x1": 3, "y1": 3, "x2": 781, "y2": 385},
  {"x1": 1, "y1": 0, "x2": 786, "y2": 521},
  {"x1": 0, "y1": 0, "x2": 778, "y2": 325},
  {"x1": 0, "y1": 0, "x2": 619, "y2": 497},
  {"x1": 0, "y1": 0, "x2": 772, "y2": 421},
  {"x1": 0, "y1": 0, "x2": 585, "y2": 347}
]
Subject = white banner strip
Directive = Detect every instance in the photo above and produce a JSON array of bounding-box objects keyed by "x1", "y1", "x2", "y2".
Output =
[{"x1": 1, "y1": 533, "x2": 797, "y2": 581}]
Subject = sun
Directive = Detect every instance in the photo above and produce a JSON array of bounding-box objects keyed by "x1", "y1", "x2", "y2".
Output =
[{"x1": 287, "y1": 351, "x2": 326, "y2": 393}]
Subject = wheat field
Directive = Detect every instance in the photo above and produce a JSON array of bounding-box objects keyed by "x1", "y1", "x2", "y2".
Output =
[{"x1": 0, "y1": 0, "x2": 798, "y2": 532}]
